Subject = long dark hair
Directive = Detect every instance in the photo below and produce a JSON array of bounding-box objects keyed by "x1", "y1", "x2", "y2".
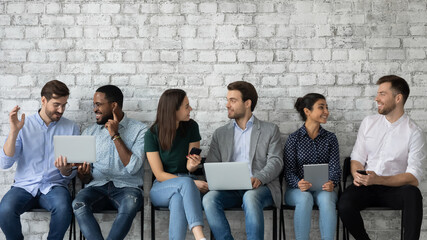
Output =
[
  {"x1": 295, "y1": 93, "x2": 326, "y2": 121},
  {"x1": 151, "y1": 89, "x2": 187, "y2": 151}
]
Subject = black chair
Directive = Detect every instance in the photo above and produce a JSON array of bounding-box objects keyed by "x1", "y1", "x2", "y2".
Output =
[
  {"x1": 279, "y1": 170, "x2": 341, "y2": 240},
  {"x1": 76, "y1": 181, "x2": 144, "y2": 240},
  {"x1": 341, "y1": 157, "x2": 403, "y2": 240}
]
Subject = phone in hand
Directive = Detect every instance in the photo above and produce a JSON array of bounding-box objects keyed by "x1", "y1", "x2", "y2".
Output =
[
  {"x1": 356, "y1": 170, "x2": 368, "y2": 175},
  {"x1": 189, "y1": 147, "x2": 202, "y2": 155}
]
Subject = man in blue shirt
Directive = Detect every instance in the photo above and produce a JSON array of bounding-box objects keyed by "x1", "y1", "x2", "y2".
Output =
[
  {"x1": 203, "y1": 81, "x2": 283, "y2": 240},
  {"x1": 73, "y1": 85, "x2": 147, "y2": 240},
  {"x1": 0, "y1": 80, "x2": 80, "y2": 239}
]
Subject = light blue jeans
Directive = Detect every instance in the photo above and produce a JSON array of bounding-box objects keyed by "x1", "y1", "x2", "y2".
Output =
[
  {"x1": 72, "y1": 182, "x2": 143, "y2": 240},
  {"x1": 149, "y1": 175, "x2": 204, "y2": 240},
  {"x1": 202, "y1": 186, "x2": 274, "y2": 240},
  {"x1": 285, "y1": 188, "x2": 337, "y2": 240},
  {"x1": 0, "y1": 186, "x2": 72, "y2": 240}
]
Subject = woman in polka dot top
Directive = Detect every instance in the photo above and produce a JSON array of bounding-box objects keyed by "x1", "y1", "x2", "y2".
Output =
[{"x1": 284, "y1": 93, "x2": 341, "y2": 240}]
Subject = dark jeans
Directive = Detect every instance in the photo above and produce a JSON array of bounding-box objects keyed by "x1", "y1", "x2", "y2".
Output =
[
  {"x1": 72, "y1": 181, "x2": 143, "y2": 240},
  {"x1": 338, "y1": 184, "x2": 422, "y2": 240},
  {"x1": 0, "y1": 186, "x2": 72, "y2": 240}
]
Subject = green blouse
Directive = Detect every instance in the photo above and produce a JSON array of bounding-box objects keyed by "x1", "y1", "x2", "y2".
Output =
[{"x1": 144, "y1": 119, "x2": 201, "y2": 174}]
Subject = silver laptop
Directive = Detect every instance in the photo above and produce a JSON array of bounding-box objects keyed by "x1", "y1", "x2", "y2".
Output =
[
  {"x1": 303, "y1": 164, "x2": 329, "y2": 191},
  {"x1": 54, "y1": 136, "x2": 96, "y2": 163},
  {"x1": 204, "y1": 162, "x2": 252, "y2": 190}
]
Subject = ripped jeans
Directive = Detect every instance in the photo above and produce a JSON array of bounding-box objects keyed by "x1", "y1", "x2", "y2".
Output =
[{"x1": 73, "y1": 182, "x2": 143, "y2": 240}]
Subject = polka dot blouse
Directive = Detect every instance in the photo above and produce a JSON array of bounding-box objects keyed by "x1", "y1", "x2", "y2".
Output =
[{"x1": 284, "y1": 124, "x2": 341, "y2": 189}]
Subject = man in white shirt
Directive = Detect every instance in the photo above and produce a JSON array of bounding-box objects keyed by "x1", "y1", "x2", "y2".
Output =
[{"x1": 338, "y1": 75, "x2": 426, "y2": 240}]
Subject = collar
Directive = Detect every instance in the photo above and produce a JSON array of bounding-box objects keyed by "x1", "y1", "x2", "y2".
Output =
[
  {"x1": 299, "y1": 124, "x2": 326, "y2": 138},
  {"x1": 232, "y1": 115, "x2": 255, "y2": 131},
  {"x1": 36, "y1": 109, "x2": 58, "y2": 127},
  {"x1": 383, "y1": 113, "x2": 407, "y2": 127}
]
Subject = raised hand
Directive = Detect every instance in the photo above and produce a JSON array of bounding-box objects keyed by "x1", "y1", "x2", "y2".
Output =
[
  {"x1": 9, "y1": 106, "x2": 25, "y2": 133},
  {"x1": 105, "y1": 104, "x2": 119, "y2": 137}
]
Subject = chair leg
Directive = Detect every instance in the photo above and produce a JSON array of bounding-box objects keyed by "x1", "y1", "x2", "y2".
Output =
[
  {"x1": 141, "y1": 203, "x2": 144, "y2": 240},
  {"x1": 210, "y1": 230, "x2": 215, "y2": 240},
  {"x1": 273, "y1": 208, "x2": 277, "y2": 240},
  {"x1": 336, "y1": 211, "x2": 340, "y2": 240},
  {"x1": 279, "y1": 207, "x2": 285, "y2": 240},
  {"x1": 151, "y1": 204, "x2": 155, "y2": 240},
  {"x1": 401, "y1": 210, "x2": 404, "y2": 240}
]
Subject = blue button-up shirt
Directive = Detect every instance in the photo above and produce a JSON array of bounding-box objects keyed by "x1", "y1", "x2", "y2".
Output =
[
  {"x1": 83, "y1": 115, "x2": 147, "y2": 189},
  {"x1": 232, "y1": 115, "x2": 254, "y2": 176},
  {"x1": 0, "y1": 112, "x2": 80, "y2": 196},
  {"x1": 284, "y1": 124, "x2": 341, "y2": 188}
]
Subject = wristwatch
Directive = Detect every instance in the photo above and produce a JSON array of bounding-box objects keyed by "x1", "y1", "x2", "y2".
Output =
[{"x1": 112, "y1": 133, "x2": 121, "y2": 141}]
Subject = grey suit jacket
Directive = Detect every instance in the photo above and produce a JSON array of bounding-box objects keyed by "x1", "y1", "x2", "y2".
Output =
[{"x1": 207, "y1": 116, "x2": 284, "y2": 207}]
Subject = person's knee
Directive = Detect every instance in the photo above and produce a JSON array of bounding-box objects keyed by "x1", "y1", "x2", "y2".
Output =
[
  {"x1": 0, "y1": 204, "x2": 13, "y2": 225},
  {"x1": 179, "y1": 177, "x2": 196, "y2": 190},
  {"x1": 400, "y1": 185, "x2": 422, "y2": 204},
  {"x1": 242, "y1": 190, "x2": 263, "y2": 209},
  {"x1": 401, "y1": 185, "x2": 422, "y2": 199},
  {"x1": 72, "y1": 198, "x2": 88, "y2": 214},
  {"x1": 202, "y1": 191, "x2": 220, "y2": 210},
  {"x1": 316, "y1": 191, "x2": 337, "y2": 207},
  {"x1": 120, "y1": 193, "x2": 143, "y2": 214},
  {"x1": 291, "y1": 191, "x2": 314, "y2": 209},
  {"x1": 337, "y1": 191, "x2": 353, "y2": 213},
  {"x1": 53, "y1": 201, "x2": 72, "y2": 216}
]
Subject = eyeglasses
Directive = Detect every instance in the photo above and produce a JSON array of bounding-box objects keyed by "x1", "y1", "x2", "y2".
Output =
[
  {"x1": 93, "y1": 102, "x2": 110, "y2": 109},
  {"x1": 52, "y1": 103, "x2": 69, "y2": 110}
]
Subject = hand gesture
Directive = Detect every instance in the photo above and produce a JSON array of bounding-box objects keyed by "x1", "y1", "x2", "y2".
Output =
[
  {"x1": 9, "y1": 106, "x2": 25, "y2": 134},
  {"x1": 54, "y1": 156, "x2": 73, "y2": 176},
  {"x1": 322, "y1": 180, "x2": 334, "y2": 192},
  {"x1": 298, "y1": 179, "x2": 312, "y2": 192},
  {"x1": 194, "y1": 180, "x2": 209, "y2": 193},
  {"x1": 105, "y1": 105, "x2": 119, "y2": 137},
  {"x1": 251, "y1": 177, "x2": 262, "y2": 189}
]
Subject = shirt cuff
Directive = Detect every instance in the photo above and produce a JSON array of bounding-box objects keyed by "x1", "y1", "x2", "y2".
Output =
[{"x1": 61, "y1": 169, "x2": 77, "y2": 179}]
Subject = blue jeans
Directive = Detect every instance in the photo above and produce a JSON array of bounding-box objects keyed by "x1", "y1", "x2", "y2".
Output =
[
  {"x1": 73, "y1": 182, "x2": 143, "y2": 240},
  {"x1": 285, "y1": 188, "x2": 337, "y2": 240},
  {"x1": 202, "y1": 186, "x2": 274, "y2": 240},
  {"x1": 0, "y1": 186, "x2": 72, "y2": 240},
  {"x1": 150, "y1": 176, "x2": 204, "y2": 240}
]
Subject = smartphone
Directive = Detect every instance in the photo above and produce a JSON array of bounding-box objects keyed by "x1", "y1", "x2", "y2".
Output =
[
  {"x1": 356, "y1": 170, "x2": 367, "y2": 175},
  {"x1": 189, "y1": 147, "x2": 202, "y2": 155}
]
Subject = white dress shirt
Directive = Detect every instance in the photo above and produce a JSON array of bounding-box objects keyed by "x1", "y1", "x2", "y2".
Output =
[
  {"x1": 351, "y1": 113, "x2": 426, "y2": 183},
  {"x1": 232, "y1": 115, "x2": 254, "y2": 176}
]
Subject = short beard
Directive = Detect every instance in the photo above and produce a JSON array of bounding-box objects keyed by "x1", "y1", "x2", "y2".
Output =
[
  {"x1": 378, "y1": 103, "x2": 396, "y2": 115},
  {"x1": 45, "y1": 109, "x2": 62, "y2": 122},
  {"x1": 96, "y1": 112, "x2": 113, "y2": 125},
  {"x1": 228, "y1": 111, "x2": 245, "y2": 120}
]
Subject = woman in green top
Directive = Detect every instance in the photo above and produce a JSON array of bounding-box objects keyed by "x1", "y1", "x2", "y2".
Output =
[{"x1": 145, "y1": 89, "x2": 207, "y2": 240}]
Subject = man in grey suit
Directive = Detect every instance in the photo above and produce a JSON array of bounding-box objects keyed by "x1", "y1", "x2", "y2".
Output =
[{"x1": 202, "y1": 81, "x2": 283, "y2": 240}]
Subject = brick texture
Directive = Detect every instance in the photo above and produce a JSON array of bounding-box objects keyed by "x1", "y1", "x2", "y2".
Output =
[{"x1": 1, "y1": 1, "x2": 427, "y2": 240}]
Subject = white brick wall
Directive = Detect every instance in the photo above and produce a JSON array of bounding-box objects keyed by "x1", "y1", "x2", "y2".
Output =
[{"x1": 1, "y1": 0, "x2": 427, "y2": 239}]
